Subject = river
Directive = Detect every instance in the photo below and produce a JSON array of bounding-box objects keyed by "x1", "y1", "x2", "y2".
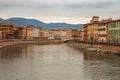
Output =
[{"x1": 0, "y1": 43, "x2": 120, "y2": 80}]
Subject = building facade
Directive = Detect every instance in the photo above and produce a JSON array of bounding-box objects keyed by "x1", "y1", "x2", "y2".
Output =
[
  {"x1": 108, "y1": 19, "x2": 120, "y2": 43},
  {"x1": 83, "y1": 24, "x2": 88, "y2": 42},
  {"x1": 26, "y1": 25, "x2": 34, "y2": 39},
  {"x1": 84, "y1": 16, "x2": 99, "y2": 42},
  {"x1": 71, "y1": 29, "x2": 80, "y2": 38},
  {"x1": 51, "y1": 28, "x2": 72, "y2": 40},
  {"x1": 98, "y1": 19, "x2": 112, "y2": 42},
  {"x1": 0, "y1": 22, "x2": 19, "y2": 39},
  {"x1": 98, "y1": 22, "x2": 108, "y2": 42},
  {"x1": 0, "y1": 30, "x2": 2, "y2": 39},
  {"x1": 33, "y1": 27, "x2": 39, "y2": 39},
  {"x1": 77, "y1": 28, "x2": 84, "y2": 41},
  {"x1": 39, "y1": 28, "x2": 50, "y2": 40},
  {"x1": 18, "y1": 26, "x2": 26, "y2": 39}
]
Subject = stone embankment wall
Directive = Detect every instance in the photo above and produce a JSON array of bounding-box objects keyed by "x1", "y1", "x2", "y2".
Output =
[
  {"x1": 69, "y1": 42, "x2": 120, "y2": 55},
  {"x1": 72, "y1": 42, "x2": 120, "y2": 51},
  {"x1": 0, "y1": 40, "x2": 62, "y2": 48}
]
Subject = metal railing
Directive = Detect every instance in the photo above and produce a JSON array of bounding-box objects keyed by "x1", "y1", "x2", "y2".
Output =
[{"x1": 73, "y1": 39, "x2": 120, "y2": 46}]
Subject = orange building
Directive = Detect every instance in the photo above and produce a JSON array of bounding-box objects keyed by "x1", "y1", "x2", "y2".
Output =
[
  {"x1": 0, "y1": 22, "x2": 19, "y2": 39},
  {"x1": 18, "y1": 26, "x2": 26, "y2": 39},
  {"x1": 84, "y1": 16, "x2": 114, "y2": 42},
  {"x1": 71, "y1": 29, "x2": 80, "y2": 38},
  {"x1": 83, "y1": 24, "x2": 89, "y2": 42},
  {"x1": 0, "y1": 30, "x2": 2, "y2": 39},
  {"x1": 39, "y1": 28, "x2": 50, "y2": 40},
  {"x1": 84, "y1": 16, "x2": 99, "y2": 42},
  {"x1": 77, "y1": 28, "x2": 84, "y2": 41}
]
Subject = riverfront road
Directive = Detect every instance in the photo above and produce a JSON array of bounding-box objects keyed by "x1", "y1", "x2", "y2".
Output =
[{"x1": 0, "y1": 39, "x2": 62, "y2": 48}]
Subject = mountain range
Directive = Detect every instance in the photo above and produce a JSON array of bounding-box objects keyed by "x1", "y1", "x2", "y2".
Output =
[
  {"x1": 0, "y1": 18, "x2": 4, "y2": 22},
  {"x1": 0, "y1": 18, "x2": 84, "y2": 29}
]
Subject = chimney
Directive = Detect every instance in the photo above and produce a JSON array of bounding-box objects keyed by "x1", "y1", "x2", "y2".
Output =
[
  {"x1": 91, "y1": 16, "x2": 99, "y2": 23},
  {"x1": 90, "y1": 16, "x2": 99, "y2": 23}
]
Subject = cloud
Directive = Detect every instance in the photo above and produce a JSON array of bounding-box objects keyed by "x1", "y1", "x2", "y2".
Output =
[
  {"x1": 0, "y1": 0, "x2": 120, "y2": 24},
  {"x1": 0, "y1": 0, "x2": 119, "y2": 9},
  {"x1": 66, "y1": 1, "x2": 119, "y2": 9},
  {"x1": 39, "y1": 16, "x2": 90, "y2": 24},
  {"x1": 0, "y1": 1, "x2": 56, "y2": 9},
  {"x1": 0, "y1": 0, "x2": 116, "y2": 7}
]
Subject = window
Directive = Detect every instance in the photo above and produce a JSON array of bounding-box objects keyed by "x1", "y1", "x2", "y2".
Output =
[
  {"x1": 98, "y1": 34, "x2": 106, "y2": 37},
  {"x1": 98, "y1": 23, "x2": 106, "y2": 26},
  {"x1": 98, "y1": 28, "x2": 105, "y2": 31}
]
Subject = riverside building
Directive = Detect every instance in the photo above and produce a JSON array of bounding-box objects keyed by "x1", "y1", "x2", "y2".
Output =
[
  {"x1": 98, "y1": 18, "x2": 112, "y2": 42},
  {"x1": 0, "y1": 22, "x2": 18, "y2": 39},
  {"x1": 108, "y1": 19, "x2": 120, "y2": 43},
  {"x1": 83, "y1": 24, "x2": 89, "y2": 42},
  {"x1": 84, "y1": 16, "x2": 99, "y2": 42}
]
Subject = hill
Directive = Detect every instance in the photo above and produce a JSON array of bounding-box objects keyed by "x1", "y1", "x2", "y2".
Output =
[
  {"x1": 0, "y1": 18, "x2": 4, "y2": 22},
  {"x1": 0, "y1": 18, "x2": 84, "y2": 29}
]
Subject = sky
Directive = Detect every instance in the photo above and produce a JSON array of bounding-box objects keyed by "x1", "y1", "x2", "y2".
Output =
[{"x1": 0, "y1": 0, "x2": 120, "y2": 24}]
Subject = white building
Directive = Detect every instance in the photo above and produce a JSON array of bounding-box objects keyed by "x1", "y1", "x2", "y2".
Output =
[{"x1": 33, "y1": 27, "x2": 39, "y2": 39}]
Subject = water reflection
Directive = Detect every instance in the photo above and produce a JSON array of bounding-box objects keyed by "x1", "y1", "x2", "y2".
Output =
[
  {"x1": 0, "y1": 44, "x2": 34, "y2": 60},
  {"x1": 0, "y1": 44, "x2": 120, "y2": 80},
  {"x1": 84, "y1": 50, "x2": 120, "y2": 80}
]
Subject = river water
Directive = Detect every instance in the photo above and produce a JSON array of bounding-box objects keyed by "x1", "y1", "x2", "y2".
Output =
[{"x1": 0, "y1": 43, "x2": 120, "y2": 80}]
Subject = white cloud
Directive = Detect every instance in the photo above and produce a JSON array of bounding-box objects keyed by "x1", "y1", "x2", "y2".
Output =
[
  {"x1": 0, "y1": 0, "x2": 120, "y2": 24},
  {"x1": 38, "y1": 16, "x2": 90, "y2": 24}
]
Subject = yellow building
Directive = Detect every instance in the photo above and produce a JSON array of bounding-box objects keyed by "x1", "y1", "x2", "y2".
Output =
[
  {"x1": 26, "y1": 25, "x2": 34, "y2": 39},
  {"x1": 98, "y1": 19, "x2": 112, "y2": 42},
  {"x1": 39, "y1": 28, "x2": 50, "y2": 40},
  {"x1": 83, "y1": 24, "x2": 89, "y2": 42},
  {"x1": 51, "y1": 28, "x2": 72, "y2": 40}
]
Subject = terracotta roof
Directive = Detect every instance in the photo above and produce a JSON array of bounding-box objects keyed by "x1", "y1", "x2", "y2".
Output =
[
  {"x1": 0, "y1": 22, "x2": 17, "y2": 26},
  {"x1": 39, "y1": 28, "x2": 48, "y2": 31},
  {"x1": 107, "y1": 19, "x2": 120, "y2": 23},
  {"x1": 17, "y1": 26, "x2": 25, "y2": 29}
]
